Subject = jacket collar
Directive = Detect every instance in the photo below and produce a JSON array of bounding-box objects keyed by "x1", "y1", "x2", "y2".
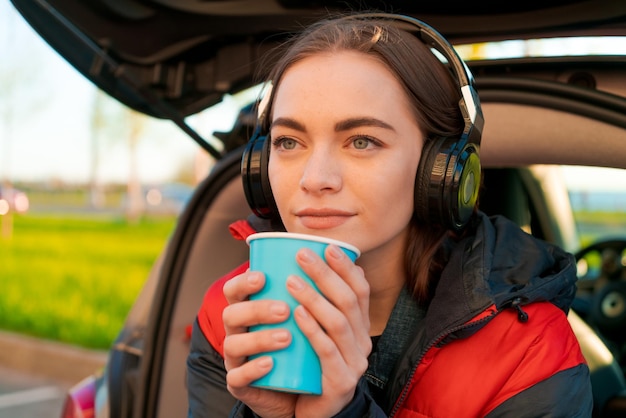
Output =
[{"x1": 425, "y1": 211, "x2": 577, "y2": 342}]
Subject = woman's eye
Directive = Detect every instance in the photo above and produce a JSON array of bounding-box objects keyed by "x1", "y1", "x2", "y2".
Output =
[
  {"x1": 352, "y1": 136, "x2": 376, "y2": 150},
  {"x1": 272, "y1": 137, "x2": 297, "y2": 150}
]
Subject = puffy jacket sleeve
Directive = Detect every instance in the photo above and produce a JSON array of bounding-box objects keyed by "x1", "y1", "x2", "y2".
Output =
[
  {"x1": 484, "y1": 305, "x2": 593, "y2": 417},
  {"x1": 397, "y1": 302, "x2": 593, "y2": 417},
  {"x1": 484, "y1": 365, "x2": 592, "y2": 417},
  {"x1": 187, "y1": 263, "x2": 249, "y2": 418},
  {"x1": 330, "y1": 379, "x2": 389, "y2": 418},
  {"x1": 187, "y1": 318, "x2": 237, "y2": 418},
  {"x1": 482, "y1": 307, "x2": 593, "y2": 417}
]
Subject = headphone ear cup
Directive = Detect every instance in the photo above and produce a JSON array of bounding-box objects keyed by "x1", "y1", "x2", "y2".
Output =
[
  {"x1": 414, "y1": 137, "x2": 441, "y2": 226},
  {"x1": 414, "y1": 138, "x2": 481, "y2": 231},
  {"x1": 241, "y1": 131, "x2": 279, "y2": 219},
  {"x1": 451, "y1": 143, "x2": 481, "y2": 228}
]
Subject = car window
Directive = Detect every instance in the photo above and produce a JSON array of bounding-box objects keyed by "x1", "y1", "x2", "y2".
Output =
[
  {"x1": 456, "y1": 36, "x2": 626, "y2": 60},
  {"x1": 561, "y1": 166, "x2": 626, "y2": 246},
  {"x1": 561, "y1": 166, "x2": 626, "y2": 283}
]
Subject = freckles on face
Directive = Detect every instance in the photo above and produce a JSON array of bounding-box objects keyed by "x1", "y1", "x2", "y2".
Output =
[{"x1": 267, "y1": 51, "x2": 423, "y2": 255}]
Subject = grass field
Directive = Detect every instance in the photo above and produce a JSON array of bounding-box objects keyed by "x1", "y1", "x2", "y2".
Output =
[
  {"x1": 0, "y1": 208, "x2": 624, "y2": 351},
  {"x1": 0, "y1": 213, "x2": 176, "y2": 350}
]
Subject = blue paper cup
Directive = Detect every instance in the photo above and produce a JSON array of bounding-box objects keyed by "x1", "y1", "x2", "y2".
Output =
[{"x1": 245, "y1": 232, "x2": 360, "y2": 395}]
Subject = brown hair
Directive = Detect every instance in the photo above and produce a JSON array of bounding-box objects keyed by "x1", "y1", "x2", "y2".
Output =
[{"x1": 260, "y1": 13, "x2": 464, "y2": 301}]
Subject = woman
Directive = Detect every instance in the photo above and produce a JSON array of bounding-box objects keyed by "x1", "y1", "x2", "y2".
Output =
[{"x1": 187, "y1": 12, "x2": 592, "y2": 417}]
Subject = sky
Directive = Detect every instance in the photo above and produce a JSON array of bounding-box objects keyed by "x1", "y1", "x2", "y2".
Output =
[
  {"x1": 2, "y1": 2, "x2": 626, "y2": 190},
  {"x1": 1, "y1": 2, "x2": 252, "y2": 185}
]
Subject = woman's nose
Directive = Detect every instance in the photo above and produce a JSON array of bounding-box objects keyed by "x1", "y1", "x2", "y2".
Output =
[{"x1": 298, "y1": 147, "x2": 342, "y2": 193}]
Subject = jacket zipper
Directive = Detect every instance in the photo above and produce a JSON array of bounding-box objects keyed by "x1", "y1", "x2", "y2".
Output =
[{"x1": 510, "y1": 297, "x2": 529, "y2": 322}]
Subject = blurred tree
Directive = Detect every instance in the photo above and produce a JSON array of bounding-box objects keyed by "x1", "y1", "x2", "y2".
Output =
[
  {"x1": 89, "y1": 89, "x2": 107, "y2": 209},
  {"x1": 125, "y1": 108, "x2": 145, "y2": 222},
  {"x1": 86, "y1": 88, "x2": 146, "y2": 219},
  {"x1": 0, "y1": 4, "x2": 43, "y2": 238},
  {"x1": 1, "y1": 5, "x2": 18, "y2": 239},
  {"x1": 172, "y1": 155, "x2": 199, "y2": 185}
]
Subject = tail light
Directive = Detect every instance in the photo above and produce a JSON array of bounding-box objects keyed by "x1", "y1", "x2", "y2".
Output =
[{"x1": 60, "y1": 375, "x2": 96, "y2": 418}]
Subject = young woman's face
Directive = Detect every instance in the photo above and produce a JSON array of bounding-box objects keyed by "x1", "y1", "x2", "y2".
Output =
[{"x1": 268, "y1": 51, "x2": 424, "y2": 256}]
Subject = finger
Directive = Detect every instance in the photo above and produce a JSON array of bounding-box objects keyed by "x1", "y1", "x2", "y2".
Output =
[
  {"x1": 223, "y1": 270, "x2": 265, "y2": 304},
  {"x1": 222, "y1": 299, "x2": 290, "y2": 335},
  {"x1": 226, "y1": 361, "x2": 298, "y2": 418},
  {"x1": 323, "y1": 245, "x2": 370, "y2": 327},
  {"x1": 293, "y1": 305, "x2": 368, "y2": 390},
  {"x1": 223, "y1": 328, "x2": 291, "y2": 370},
  {"x1": 287, "y1": 274, "x2": 371, "y2": 363},
  {"x1": 297, "y1": 247, "x2": 368, "y2": 318},
  {"x1": 324, "y1": 245, "x2": 369, "y2": 301},
  {"x1": 224, "y1": 329, "x2": 291, "y2": 359},
  {"x1": 226, "y1": 355, "x2": 274, "y2": 390},
  {"x1": 295, "y1": 248, "x2": 371, "y2": 353}
]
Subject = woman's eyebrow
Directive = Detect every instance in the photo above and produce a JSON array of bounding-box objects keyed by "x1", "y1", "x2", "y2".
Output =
[
  {"x1": 335, "y1": 117, "x2": 395, "y2": 132},
  {"x1": 270, "y1": 117, "x2": 305, "y2": 131},
  {"x1": 270, "y1": 116, "x2": 395, "y2": 132}
]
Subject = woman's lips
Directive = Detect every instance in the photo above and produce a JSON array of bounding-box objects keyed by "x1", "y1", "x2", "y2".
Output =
[{"x1": 295, "y1": 209, "x2": 355, "y2": 229}]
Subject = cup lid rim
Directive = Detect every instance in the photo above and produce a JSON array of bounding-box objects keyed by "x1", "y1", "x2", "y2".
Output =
[{"x1": 246, "y1": 232, "x2": 360, "y2": 257}]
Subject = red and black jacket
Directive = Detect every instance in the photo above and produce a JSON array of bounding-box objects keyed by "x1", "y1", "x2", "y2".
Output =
[{"x1": 187, "y1": 213, "x2": 592, "y2": 417}]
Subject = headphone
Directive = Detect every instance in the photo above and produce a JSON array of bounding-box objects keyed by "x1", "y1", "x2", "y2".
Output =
[{"x1": 241, "y1": 13, "x2": 484, "y2": 231}]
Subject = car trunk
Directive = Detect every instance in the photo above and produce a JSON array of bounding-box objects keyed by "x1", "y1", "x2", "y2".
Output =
[
  {"x1": 10, "y1": 0, "x2": 626, "y2": 158},
  {"x1": 9, "y1": 1, "x2": 626, "y2": 417}
]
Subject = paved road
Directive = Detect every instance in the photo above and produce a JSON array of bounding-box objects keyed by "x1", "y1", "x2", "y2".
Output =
[
  {"x1": 0, "y1": 331, "x2": 106, "y2": 418},
  {"x1": 0, "y1": 366, "x2": 69, "y2": 418}
]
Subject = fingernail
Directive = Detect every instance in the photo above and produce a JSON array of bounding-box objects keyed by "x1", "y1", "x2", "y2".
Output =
[
  {"x1": 295, "y1": 305, "x2": 309, "y2": 319},
  {"x1": 298, "y1": 248, "x2": 315, "y2": 264},
  {"x1": 328, "y1": 244, "x2": 343, "y2": 259},
  {"x1": 270, "y1": 302, "x2": 287, "y2": 316},
  {"x1": 257, "y1": 356, "x2": 273, "y2": 369},
  {"x1": 247, "y1": 272, "x2": 261, "y2": 285},
  {"x1": 272, "y1": 330, "x2": 290, "y2": 343},
  {"x1": 287, "y1": 275, "x2": 304, "y2": 291}
]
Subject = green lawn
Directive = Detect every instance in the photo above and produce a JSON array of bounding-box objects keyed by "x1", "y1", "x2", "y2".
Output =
[
  {"x1": 0, "y1": 209, "x2": 623, "y2": 351},
  {"x1": 0, "y1": 214, "x2": 176, "y2": 350}
]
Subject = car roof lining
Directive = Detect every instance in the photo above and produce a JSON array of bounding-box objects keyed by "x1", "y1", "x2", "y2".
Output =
[
  {"x1": 480, "y1": 103, "x2": 626, "y2": 169},
  {"x1": 42, "y1": 0, "x2": 626, "y2": 46}
]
